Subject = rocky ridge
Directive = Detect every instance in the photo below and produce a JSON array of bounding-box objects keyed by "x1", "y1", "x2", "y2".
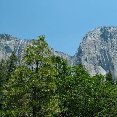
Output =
[
  {"x1": 0, "y1": 34, "x2": 73, "y2": 64},
  {"x1": 75, "y1": 26, "x2": 117, "y2": 80},
  {"x1": 1, "y1": 26, "x2": 117, "y2": 80}
]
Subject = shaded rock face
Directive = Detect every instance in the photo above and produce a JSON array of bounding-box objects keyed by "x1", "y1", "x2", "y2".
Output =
[{"x1": 75, "y1": 26, "x2": 117, "y2": 80}]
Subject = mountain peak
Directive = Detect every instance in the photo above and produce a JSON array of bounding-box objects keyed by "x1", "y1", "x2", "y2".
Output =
[
  {"x1": 0, "y1": 34, "x2": 17, "y2": 41},
  {"x1": 76, "y1": 26, "x2": 117, "y2": 80},
  {"x1": 1, "y1": 26, "x2": 117, "y2": 80}
]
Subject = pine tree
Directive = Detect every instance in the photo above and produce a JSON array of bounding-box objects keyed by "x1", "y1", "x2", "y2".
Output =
[
  {"x1": 7, "y1": 51, "x2": 18, "y2": 74},
  {"x1": 0, "y1": 52, "x2": 18, "y2": 116},
  {"x1": 0, "y1": 60, "x2": 7, "y2": 111}
]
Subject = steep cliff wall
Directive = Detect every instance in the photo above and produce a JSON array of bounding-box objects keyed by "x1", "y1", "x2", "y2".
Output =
[{"x1": 75, "y1": 26, "x2": 117, "y2": 80}]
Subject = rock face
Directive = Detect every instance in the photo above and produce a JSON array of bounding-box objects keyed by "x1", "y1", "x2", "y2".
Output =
[
  {"x1": 0, "y1": 34, "x2": 73, "y2": 64},
  {"x1": 0, "y1": 34, "x2": 29, "y2": 60},
  {"x1": 1, "y1": 26, "x2": 117, "y2": 80},
  {"x1": 75, "y1": 26, "x2": 117, "y2": 80},
  {"x1": 53, "y1": 50, "x2": 75, "y2": 65}
]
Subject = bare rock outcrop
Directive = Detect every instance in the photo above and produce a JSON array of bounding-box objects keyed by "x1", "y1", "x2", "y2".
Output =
[{"x1": 75, "y1": 26, "x2": 117, "y2": 80}]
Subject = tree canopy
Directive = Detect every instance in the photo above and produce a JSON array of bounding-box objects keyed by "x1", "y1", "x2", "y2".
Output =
[{"x1": 0, "y1": 36, "x2": 117, "y2": 117}]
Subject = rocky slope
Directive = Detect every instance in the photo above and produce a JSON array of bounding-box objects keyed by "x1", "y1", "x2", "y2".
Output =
[{"x1": 75, "y1": 26, "x2": 117, "y2": 80}]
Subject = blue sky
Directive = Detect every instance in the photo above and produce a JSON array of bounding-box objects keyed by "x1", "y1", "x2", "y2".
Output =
[{"x1": 0, "y1": 0, "x2": 117, "y2": 55}]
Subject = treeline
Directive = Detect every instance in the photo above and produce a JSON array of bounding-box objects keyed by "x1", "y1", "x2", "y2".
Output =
[{"x1": 0, "y1": 36, "x2": 117, "y2": 117}]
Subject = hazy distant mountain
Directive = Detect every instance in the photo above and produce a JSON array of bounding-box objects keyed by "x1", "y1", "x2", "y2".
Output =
[{"x1": 1, "y1": 26, "x2": 117, "y2": 80}]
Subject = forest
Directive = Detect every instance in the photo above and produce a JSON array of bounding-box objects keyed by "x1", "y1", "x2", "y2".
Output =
[{"x1": 0, "y1": 36, "x2": 117, "y2": 117}]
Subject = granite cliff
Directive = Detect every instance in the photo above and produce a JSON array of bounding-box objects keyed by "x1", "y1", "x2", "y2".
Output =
[
  {"x1": 0, "y1": 34, "x2": 29, "y2": 60},
  {"x1": 0, "y1": 34, "x2": 73, "y2": 64},
  {"x1": 75, "y1": 26, "x2": 117, "y2": 80},
  {"x1": 1, "y1": 26, "x2": 117, "y2": 80}
]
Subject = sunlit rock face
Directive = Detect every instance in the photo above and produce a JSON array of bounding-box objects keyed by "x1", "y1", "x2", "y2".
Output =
[
  {"x1": 53, "y1": 50, "x2": 75, "y2": 65},
  {"x1": 2, "y1": 26, "x2": 117, "y2": 80},
  {"x1": 75, "y1": 26, "x2": 117, "y2": 80},
  {"x1": 0, "y1": 34, "x2": 73, "y2": 64}
]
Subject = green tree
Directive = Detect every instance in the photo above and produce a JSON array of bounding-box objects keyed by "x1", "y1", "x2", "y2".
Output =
[
  {"x1": 0, "y1": 60, "x2": 7, "y2": 111},
  {"x1": 55, "y1": 64, "x2": 117, "y2": 117},
  {"x1": 91, "y1": 74, "x2": 117, "y2": 117},
  {"x1": 0, "y1": 52, "x2": 18, "y2": 116},
  {"x1": 53, "y1": 64, "x2": 91, "y2": 116},
  {"x1": 105, "y1": 71, "x2": 114, "y2": 84},
  {"x1": 52, "y1": 56, "x2": 71, "y2": 116},
  {"x1": 7, "y1": 51, "x2": 18, "y2": 74},
  {"x1": 62, "y1": 65, "x2": 91, "y2": 116},
  {"x1": 3, "y1": 36, "x2": 60, "y2": 117}
]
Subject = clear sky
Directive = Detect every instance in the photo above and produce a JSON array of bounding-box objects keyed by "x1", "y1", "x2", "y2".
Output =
[{"x1": 0, "y1": 0, "x2": 117, "y2": 55}]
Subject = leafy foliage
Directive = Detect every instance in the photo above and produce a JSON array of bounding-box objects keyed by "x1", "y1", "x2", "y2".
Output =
[
  {"x1": 0, "y1": 36, "x2": 117, "y2": 117},
  {"x1": 2, "y1": 36, "x2": 60, "y2": 117}
]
